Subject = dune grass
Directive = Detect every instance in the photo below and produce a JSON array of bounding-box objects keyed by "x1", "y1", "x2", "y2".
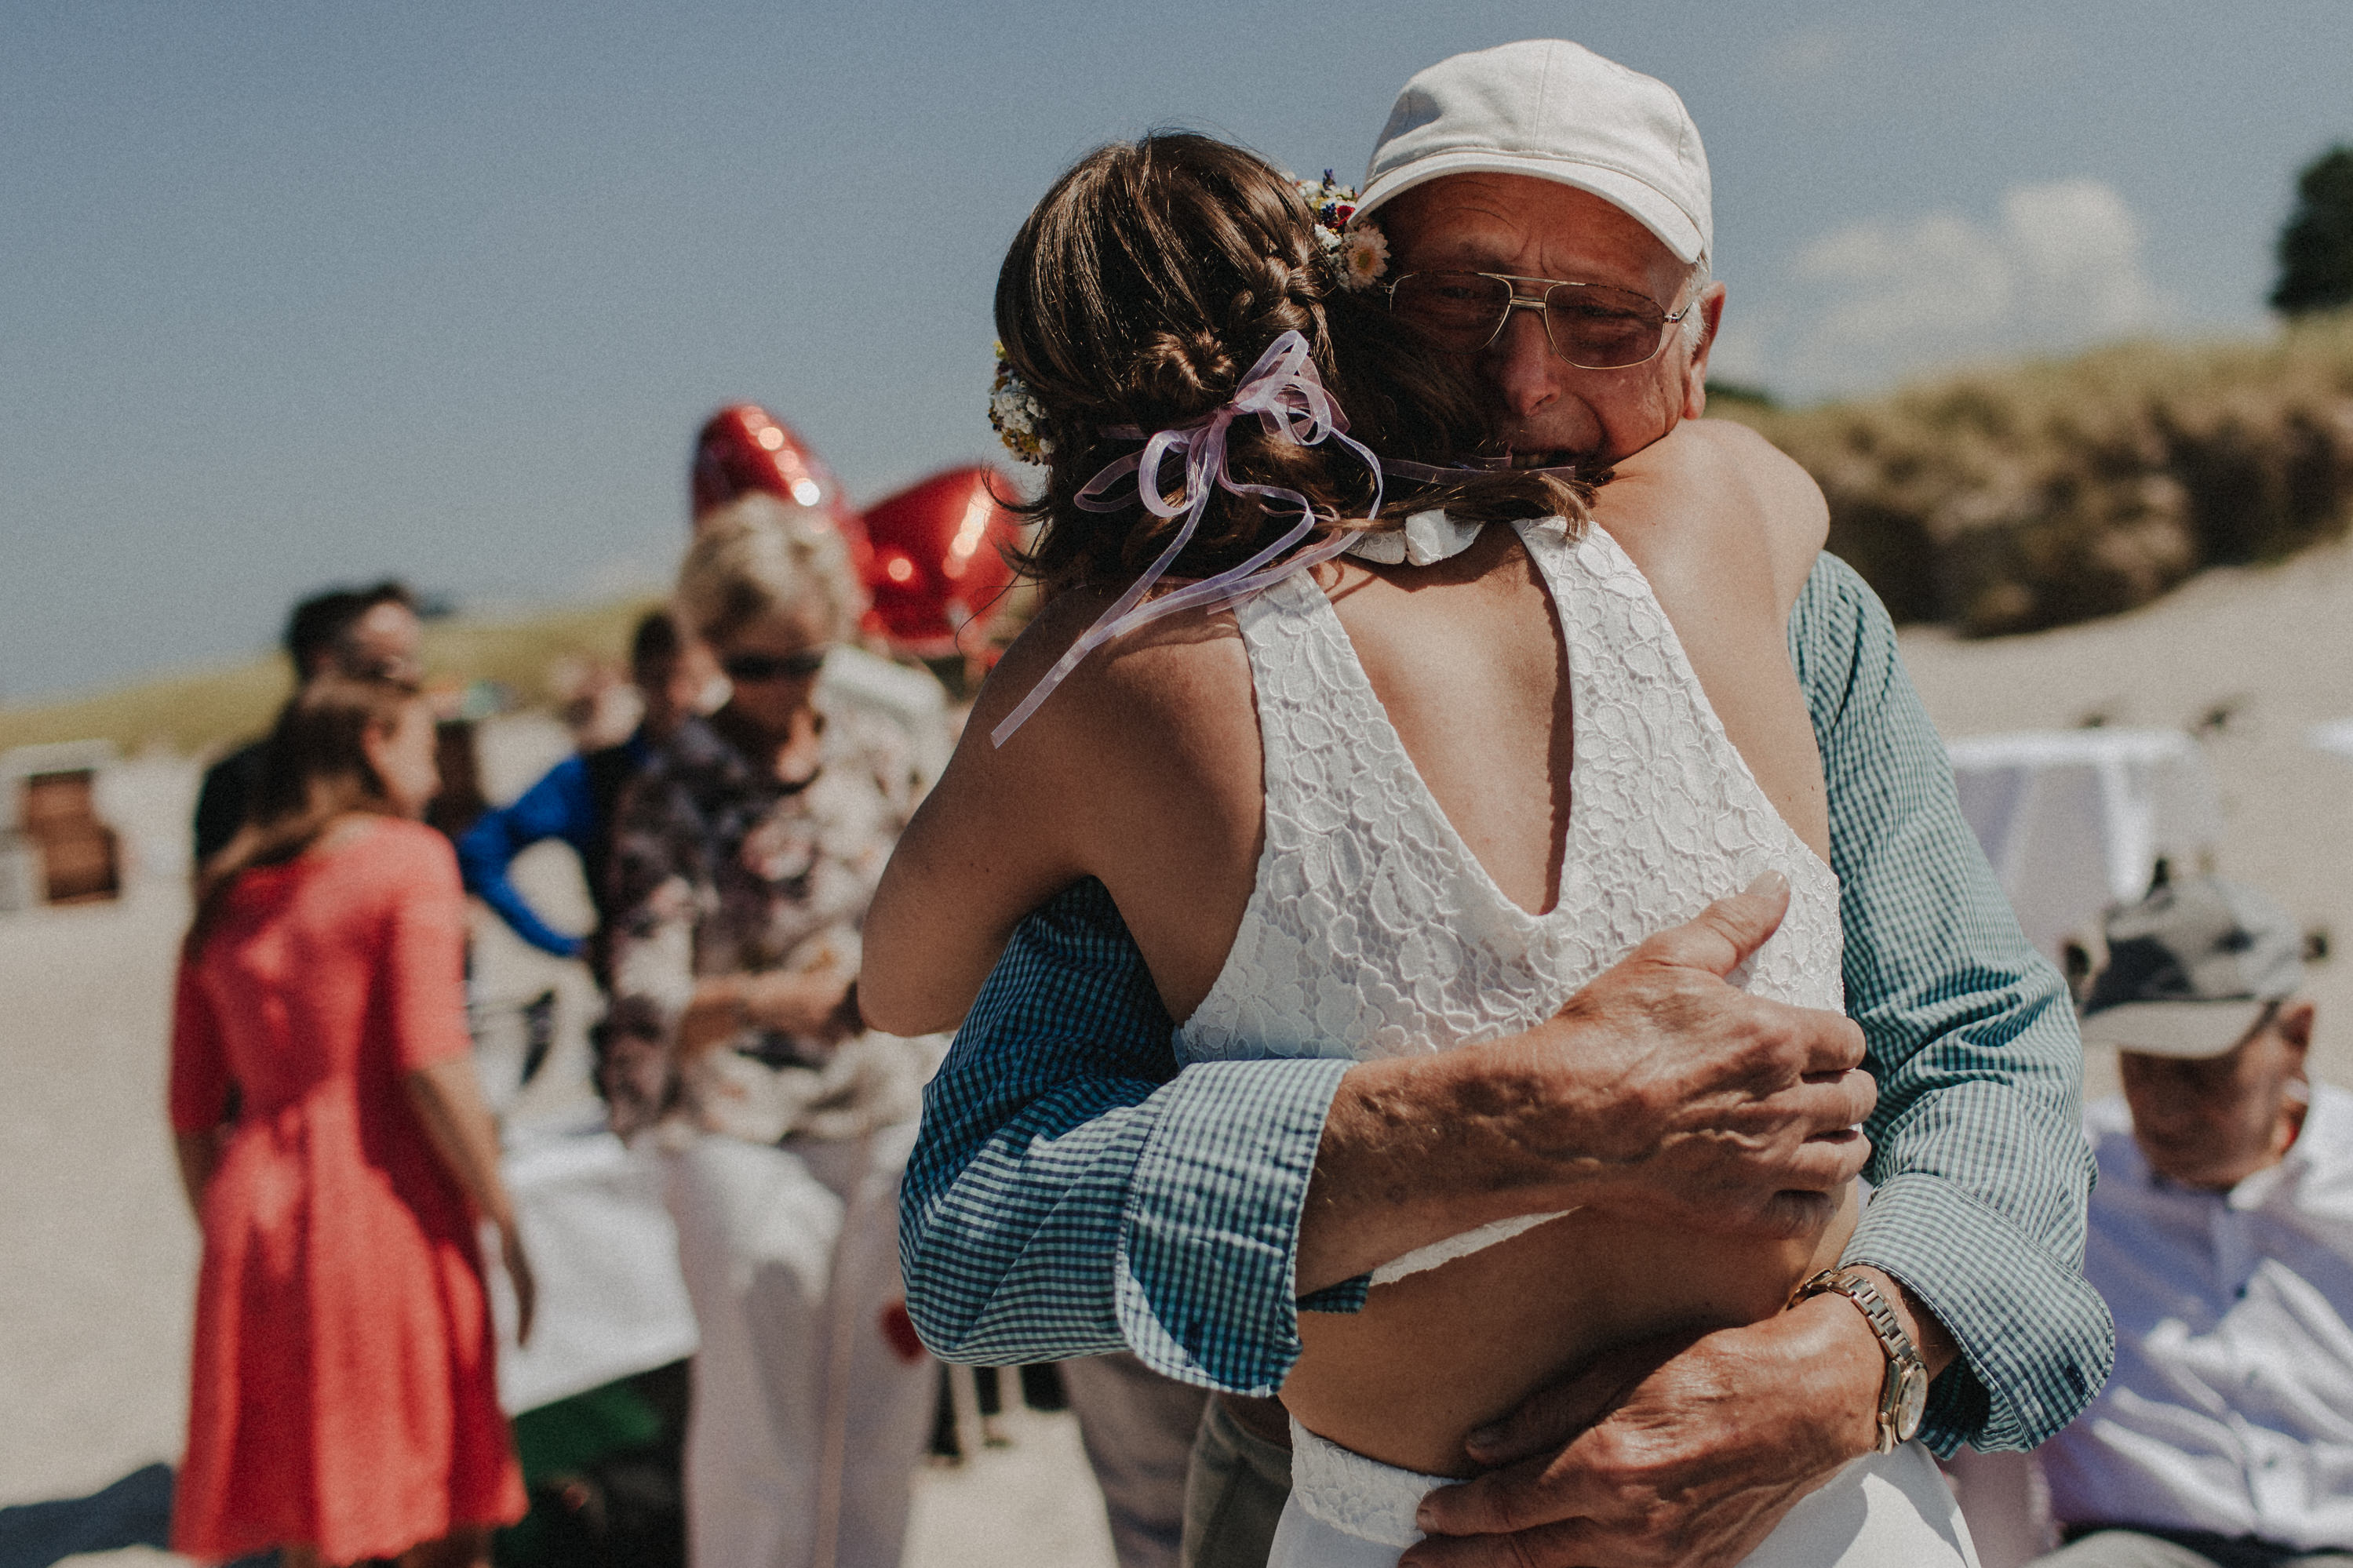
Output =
[
  {"x1": 0, "y1": 597, "x2": 661, "y2": 758},
  {"x1": 1714, "y1": 311, "x2": 2353, "y2": 635}
]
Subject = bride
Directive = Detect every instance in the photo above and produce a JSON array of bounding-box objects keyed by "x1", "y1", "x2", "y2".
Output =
[{"x1": 861, "y1": 132, "x2": 1976, "y2": 1567}]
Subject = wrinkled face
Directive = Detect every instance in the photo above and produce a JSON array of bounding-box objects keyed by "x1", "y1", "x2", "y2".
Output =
[
  {"x1": 335, "y1": 602, "x2": 425, "y2": 685},
  {"x1": 363, "y1": 699, "x2": 441, "y2": 819},
  {"x1": 712, "y1": 605, "x2": 832, "y2": 739},
  {"x1": 1379, "y1": 173, "x2": 1722, "y2": 464},
  {"x1": 2121, "y1": 1002, "x2": 2313, "y2": 1190}
]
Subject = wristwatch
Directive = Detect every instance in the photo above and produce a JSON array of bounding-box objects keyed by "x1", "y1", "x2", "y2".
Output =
[{"x1": 1792, "y1": 1268, "x2": 1929, "y2": 1453}]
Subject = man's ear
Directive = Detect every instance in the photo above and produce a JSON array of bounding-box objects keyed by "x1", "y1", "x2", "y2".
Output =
[
  {"x1": 2277, "y1": 999, "x2": 2316, "y2": 1062},
  {"x1": 1681, "y1": 280, "x2": 1729, "y2": 422}
]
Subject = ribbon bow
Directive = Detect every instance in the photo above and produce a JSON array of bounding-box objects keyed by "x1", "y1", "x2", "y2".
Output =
[{"x1": 991, "y1": 329, "x2": 1381, "y2": 747}]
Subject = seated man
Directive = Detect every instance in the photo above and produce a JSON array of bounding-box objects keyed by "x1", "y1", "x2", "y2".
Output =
[{"x1": 2033, "y1": 872, "x2": 2352, "y2": 1568}]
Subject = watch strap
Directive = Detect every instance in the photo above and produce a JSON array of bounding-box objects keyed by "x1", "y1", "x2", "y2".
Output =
[{"x1": 1792, "y1": 1267, "x2": 1928, "y2": 1453}]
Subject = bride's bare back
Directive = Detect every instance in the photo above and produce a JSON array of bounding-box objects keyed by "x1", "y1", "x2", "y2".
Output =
[{"x1": 864, "y1": 417, "x2": 1847, "y2": 1475}]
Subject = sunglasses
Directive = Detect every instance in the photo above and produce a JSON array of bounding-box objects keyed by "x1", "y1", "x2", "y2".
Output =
[
  {"x1": 722, "y1": 648, "x2": 830, "y2": 683},
  {"x1": 1385, "y1": 271, "x2": 1696, "y2": 369}
]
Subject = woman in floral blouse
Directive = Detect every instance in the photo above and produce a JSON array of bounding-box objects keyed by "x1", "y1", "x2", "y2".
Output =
[{"x1": 603, "y1": 493, "x2": 943, "y2": 1568}]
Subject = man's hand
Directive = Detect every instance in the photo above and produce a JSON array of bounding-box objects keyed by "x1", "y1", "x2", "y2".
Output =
[
  {"x1": 1298, "y1": 874, "x2": 1877, "y2": 1293},
  {"x1": 1403, "y1": 1293, "x2": 1887, "y2": 1567},
  {"x1": 1507, "y1": 871, "x2": 1878, "y2": 1239}
]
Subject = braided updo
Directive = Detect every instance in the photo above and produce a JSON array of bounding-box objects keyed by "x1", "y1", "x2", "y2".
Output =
[{"x1": 996, "y1": 133, "x2": 1580, "y2": 595}]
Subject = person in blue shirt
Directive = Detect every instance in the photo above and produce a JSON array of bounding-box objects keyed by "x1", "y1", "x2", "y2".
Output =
[{"x1": 457, "y1": 611, "x2": 713, "y2": 972}]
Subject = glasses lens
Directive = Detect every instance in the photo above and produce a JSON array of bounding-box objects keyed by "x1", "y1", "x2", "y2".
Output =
[
  {"x1": 723, "y1": 649, "x2": 829, "y2": 682},
  {"x1": 1544, "y1": 285, "x2": 1671, "y2": 369},
  {"x1": 1388, "y1": 272, "x2": 1513, "y2": 351}
]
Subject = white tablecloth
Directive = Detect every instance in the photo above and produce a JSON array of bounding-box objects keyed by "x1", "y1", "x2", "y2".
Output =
[
  {"x1": 490, "y1": 1126, "x2": 700, "y2": 1414},
  {"x1": 1946, "y1": 727, "x2": 2220, "y2": 961}
]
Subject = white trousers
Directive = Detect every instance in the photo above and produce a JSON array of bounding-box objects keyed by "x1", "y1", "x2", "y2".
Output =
[
  {"x1": 1268, "y1": 1430, "x2": 1982, "y2": 1568},
  {"x1": 665, "y1": 1127, "x2": 934, "y2": 1568}
]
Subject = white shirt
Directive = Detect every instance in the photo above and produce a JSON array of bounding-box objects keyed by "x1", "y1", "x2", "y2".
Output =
[{"x1": 2041, "y1": 1085, "x2": 2353, "y2": 1549}]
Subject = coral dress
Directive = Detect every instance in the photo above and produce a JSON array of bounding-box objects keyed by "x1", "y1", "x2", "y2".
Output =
[{"x1": 168, "y1": 818, "x2": 526, "y2": 1565}]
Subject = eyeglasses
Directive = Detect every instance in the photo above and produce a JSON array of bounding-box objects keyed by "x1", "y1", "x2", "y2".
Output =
[
  {"x1": 721, "y1": 648, "x2": 830, "y2": 684},
  {"x1": 1384, "y1": 271, "x2": 1696, "y2": 369}
]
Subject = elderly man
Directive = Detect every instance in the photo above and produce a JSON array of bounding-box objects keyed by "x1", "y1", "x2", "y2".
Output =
[
  {"x1": 902, "y1": 39, "x2": 2109, "y2": 1568},
  {"x1": 2031, "y1": 875, "x2": 2353, "y2": 1568}
]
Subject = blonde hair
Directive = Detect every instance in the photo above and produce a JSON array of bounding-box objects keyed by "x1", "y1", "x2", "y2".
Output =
[{"x1": 678, "y1": 493, "x2": 867, "y2": 646}]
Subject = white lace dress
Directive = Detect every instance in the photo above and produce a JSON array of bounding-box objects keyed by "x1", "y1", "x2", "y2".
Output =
[{"x1": 1173, "y1": 517, "x2": 1978, "y2": 1567}]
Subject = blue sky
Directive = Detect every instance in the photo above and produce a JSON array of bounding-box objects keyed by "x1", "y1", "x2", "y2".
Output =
[{"x1": 6, "y1": 2, "x2": 2350, "y2": 701}]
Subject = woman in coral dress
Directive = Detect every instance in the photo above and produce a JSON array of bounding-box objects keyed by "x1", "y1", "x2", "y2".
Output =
[{"x1": 169, "y1": 674, "x2": 533, "y2": 1568}]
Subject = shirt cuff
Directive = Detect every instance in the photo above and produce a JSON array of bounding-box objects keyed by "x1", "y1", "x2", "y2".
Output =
[
  {"x1": 1843, "y1": 1170, "x2": 2116, "y2": 1453},
  {"x1": 1296, "y1": 1275, "x2": 1371, "y2": 1315},
  {"x1": 1113, "y1": 1056, "x2": 1353, "y2": 1395}
]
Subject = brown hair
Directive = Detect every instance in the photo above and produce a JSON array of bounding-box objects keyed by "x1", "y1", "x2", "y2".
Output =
[
  {"x1": 995, "y1": 132, "x2": 1585, "y2": 595},
  {"x1": 186, "y1": 675, "x2": 421, "y2": 955}
]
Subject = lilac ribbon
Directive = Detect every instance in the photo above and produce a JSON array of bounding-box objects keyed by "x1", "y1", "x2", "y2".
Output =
[
  {"x1": 990, "y1": 330, "x2": 1381, "y2": 748},
  {"x1": 1377, "y1": 454, "x2": 1589, "y2": 484}
]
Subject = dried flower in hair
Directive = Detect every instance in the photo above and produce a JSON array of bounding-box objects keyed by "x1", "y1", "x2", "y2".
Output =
[
  {"x1": 989, "y1": 342, "x2": 1054, "y2": 464},
  {"x1": 1295, "y1": 170, "x2": 1386, "y2": 291}
]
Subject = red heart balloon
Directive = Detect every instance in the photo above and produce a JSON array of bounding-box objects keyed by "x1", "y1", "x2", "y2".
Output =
[
  {"x1": 690, "y1": 405, "x2": 872, "y2": 578},
  {"x1": 859, "y1": 466, "x2": 1023, "y2": 657}
]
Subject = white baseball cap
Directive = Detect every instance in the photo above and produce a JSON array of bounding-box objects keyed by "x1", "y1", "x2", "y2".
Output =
[{"x1": 1356, "y1": 39, "x2": 1713, "y2": 266}]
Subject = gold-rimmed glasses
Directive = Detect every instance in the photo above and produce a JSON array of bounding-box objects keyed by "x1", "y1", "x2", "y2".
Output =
[{"x1": 1385, "y1": 271, "x2": 1696, "y2": 369}]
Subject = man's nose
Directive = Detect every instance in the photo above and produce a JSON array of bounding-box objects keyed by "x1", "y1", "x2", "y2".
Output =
[{"x1": 1480, "y1": 306, "x2": 1561, "y2": 420}]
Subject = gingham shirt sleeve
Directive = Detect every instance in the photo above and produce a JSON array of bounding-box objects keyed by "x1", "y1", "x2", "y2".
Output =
[
  {"x1": 899, "y1": 877, "x2": 1353, "y2": 1393},
  {"x1": 1794, "y1": 554, "x2": 2116, "y2": 1453}
]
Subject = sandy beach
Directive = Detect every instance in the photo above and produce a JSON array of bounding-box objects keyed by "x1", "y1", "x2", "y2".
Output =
[
  {"x1": 1900, "y1": 529, "x2": 2353, "y2": 1095},
  {"x1": 0, "y1": 731, "x2": 1120, "y2": 1566}
]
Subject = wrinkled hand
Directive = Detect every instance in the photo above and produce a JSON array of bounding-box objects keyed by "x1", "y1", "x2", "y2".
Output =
[
  {"x1": 1404, "y1": 1302, "x2": 1882, "y2": 1567},
  {"x1": 1510, "y1": 872, "x2": 1876, "y2": 1239}
]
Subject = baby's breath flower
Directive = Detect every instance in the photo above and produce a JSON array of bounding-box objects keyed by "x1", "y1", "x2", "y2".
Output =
[{"x1": 989, "y1": 344, "x2": 1054, "y2": 465}]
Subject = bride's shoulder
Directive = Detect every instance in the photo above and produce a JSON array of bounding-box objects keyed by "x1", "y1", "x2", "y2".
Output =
[
  {"x1": 1597, "y1": 418, "x2": 1827, "y2": 620},
  {"x1": 963, "y1": 584, "x2": 1255, "y2": 776}
]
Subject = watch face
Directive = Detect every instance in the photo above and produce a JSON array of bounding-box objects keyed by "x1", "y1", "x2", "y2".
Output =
[{"x1": 1896, "y1": 1366, "x2": 1929, "y2": 1440}]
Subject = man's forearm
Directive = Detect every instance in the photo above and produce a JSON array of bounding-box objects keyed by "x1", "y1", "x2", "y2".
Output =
[
  {"x1": 1795, "y1": 555, "x2": 2112, "y2": 1450},
  {"x1": 1299, "y1": 1050, "x2": 1564, "y2": 1293}
]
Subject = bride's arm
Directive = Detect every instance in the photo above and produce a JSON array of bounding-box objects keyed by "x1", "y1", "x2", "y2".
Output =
[
  {"x1": 866, "y1": 588, "x2": 1264, "y2": 1038},
  {"x1": 862, "y1": 614, "x2": 1098, "y2": 1035}
]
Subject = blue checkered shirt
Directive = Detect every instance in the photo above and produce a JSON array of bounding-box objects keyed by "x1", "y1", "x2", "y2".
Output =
[{"x1": 900, "y1": 555, "x2": 2114, "y2": 1454}]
